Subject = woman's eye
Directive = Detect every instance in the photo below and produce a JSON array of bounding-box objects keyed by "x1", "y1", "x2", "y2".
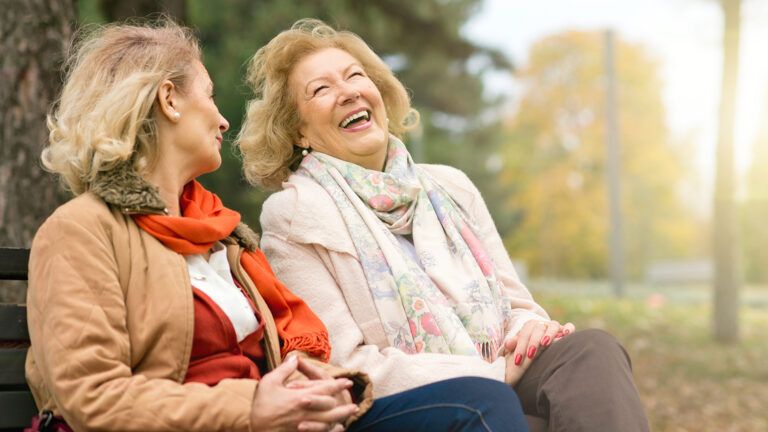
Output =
[
  {"x1": 312, "y1": 86, "x2": 328, "y2": 96},
  {"x1": 349, "y1": 71, "x2": 364, "y2": 78}
]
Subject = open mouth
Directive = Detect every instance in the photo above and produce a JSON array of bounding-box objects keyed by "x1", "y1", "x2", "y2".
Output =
[{"x1": 339, "y1": 110, "x2": 371, "y2": 129}]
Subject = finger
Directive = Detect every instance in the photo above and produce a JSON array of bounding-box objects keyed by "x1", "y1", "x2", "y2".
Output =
[
  {"x1": 297, "y1": 420, "x2": 335, "y2": 432},
  {"x1": 287, "y1": 380, "x2": 323, "y2": 390},
  {"x1": 525, "y1": 321, "x2": 548, "y2": 359},
  {"x1": 562, "y1": 322, "x2": 576, "y2": 335},
  {"x1": 540, "y1": 320, "x2": 560, "y2": 348},
  {"x1": 305, "y1": 403, "x2": 359, "y2": 424},
  {"x1": 300, "y1": 378, "x2": 354, "y2": 397},
  {"x1": 297, "y1": 357, "x2": 333, "y2": 380},
  {"x1": 330, "y1": 423, "x2": 345, "y2": 432},
  {"x1": 511, "y1": 321, "x2": 538, "y2": 367},
  {"x1": 300, "y1": 394, "x2": 339, "y2": 412},
  {"x1": 262, "y1": 355, "x2": 299, "y2": 385},
  {"x1": 502, "y1": 335, "x2": 518, "y2": 356}
]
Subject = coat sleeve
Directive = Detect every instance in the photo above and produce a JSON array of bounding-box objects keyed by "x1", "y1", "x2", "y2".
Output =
[
  {"x1": 26, "y1": 212, "x2": 257, "y2": 432},
  {"x1": 260, "y1": 232, "x2": 507, "y2": 398},
  {"x1": 437, "y1": 165, "x2": 551, "y2": 337}
]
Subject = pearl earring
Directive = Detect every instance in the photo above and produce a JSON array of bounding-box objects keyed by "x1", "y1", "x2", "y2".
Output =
[
  {"x1": 173, "y1": 112, "x2": 181, "y2": 120},
  {"x1": 301, "y1": 148, "x2": 308, "y2": 156}
]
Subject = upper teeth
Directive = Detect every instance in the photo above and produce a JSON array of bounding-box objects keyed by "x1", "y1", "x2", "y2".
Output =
[{"x1": 341, "y1": 111, "x2": 369, "y2": 128}]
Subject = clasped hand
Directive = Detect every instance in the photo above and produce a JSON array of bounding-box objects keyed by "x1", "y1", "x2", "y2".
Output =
[
  {"x1": 502, "y1": 319, "x2": 576, "y2": 386},
  {"x1": 250, "y1": 355, "x2": 358, "y2": 432}
]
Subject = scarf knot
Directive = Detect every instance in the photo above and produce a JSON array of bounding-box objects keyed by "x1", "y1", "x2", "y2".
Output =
[{"x1": 134, "y1": 180, "x2": 331, "y2": 361}]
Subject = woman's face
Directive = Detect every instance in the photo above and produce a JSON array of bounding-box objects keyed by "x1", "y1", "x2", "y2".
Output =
[
  {"x1": 162, "y1": 61, "x2": 229, "y2": 179},
  {"x1": 290, "y1": 47, "x2": 389, "y2": 170}
]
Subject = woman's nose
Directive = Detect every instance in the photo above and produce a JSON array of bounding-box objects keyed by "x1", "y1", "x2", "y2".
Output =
[
  {"x1": 338, "y1": 83, "x2": 361, "y2": 104},
  {"x1": 219, "y1": 115, "x2": 230, "y2": 133}
]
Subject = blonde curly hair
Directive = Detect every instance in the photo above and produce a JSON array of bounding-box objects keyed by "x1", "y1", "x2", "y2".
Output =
[
  {"x1": 236, "y1": 18, "x2": 419, "y2": 190},
  {"x1": 43, "y1": 19, "x2": 201, "y2": 195}
]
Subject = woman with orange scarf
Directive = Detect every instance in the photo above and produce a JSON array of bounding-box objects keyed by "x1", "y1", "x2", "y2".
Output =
[{"x1": 26, "y1": 19, "x2": 528, "y2": 432}]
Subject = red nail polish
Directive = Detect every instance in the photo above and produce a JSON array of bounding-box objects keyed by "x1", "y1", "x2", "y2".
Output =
[
  {"x1": 527, "y1": 346, "x2": 537, "y2": 359},
  {"x1": 541, "y1": 335, "x2": 550, "y2": 346},
  {"x1": 514, "y1": 353, "x2": 522, "y2": 365}
]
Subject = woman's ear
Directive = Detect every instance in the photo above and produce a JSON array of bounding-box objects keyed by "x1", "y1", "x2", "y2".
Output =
[{"x1": 156, "y1": 80, "x2": 181, "y2": 123}]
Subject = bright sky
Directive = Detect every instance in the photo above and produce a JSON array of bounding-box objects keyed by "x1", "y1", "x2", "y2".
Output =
[{"x1": 464, "y1": 0, "x2": 768, "y2": 206}]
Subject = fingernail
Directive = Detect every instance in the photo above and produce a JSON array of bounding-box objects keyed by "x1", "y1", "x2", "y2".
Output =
[
  {"x1": 514, "y1": 353, "x2": 522, "y2": 365},
  {"x1": 527, "y1": 346, "x2": 537, "y2": 359},
  {"x1": 541, "y1": 335, "x2": 550, "y2": 346},
  {"x1": 564, "y1": 329, "x2": 571, "y2": 335}
]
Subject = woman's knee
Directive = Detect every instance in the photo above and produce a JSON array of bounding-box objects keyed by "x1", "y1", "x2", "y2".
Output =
[{"x1": 568, "y1": 328, "x2": 632, "y2": 368}]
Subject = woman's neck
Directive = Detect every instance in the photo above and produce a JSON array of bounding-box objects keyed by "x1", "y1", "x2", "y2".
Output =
[{"x1": 144, "y1": 166, "x2": 190, "y2": 217}]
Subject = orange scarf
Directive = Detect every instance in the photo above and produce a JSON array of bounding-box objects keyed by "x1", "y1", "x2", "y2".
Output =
[{"x1": 134, "y1": 180, "x2": 330, "y2": 361}]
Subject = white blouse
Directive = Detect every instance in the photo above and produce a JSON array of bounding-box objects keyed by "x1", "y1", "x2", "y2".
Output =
[{"x1": 185, "y1": 242, "x2": 259, "y2": 342}]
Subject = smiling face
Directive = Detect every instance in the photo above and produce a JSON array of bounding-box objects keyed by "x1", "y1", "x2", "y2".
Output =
[
  {"x1": 163, "y1": 61, "x2": 230, "y2": 180},
  {"x1": 290, "y1": 47, "x2": 389, "y2": 170}
]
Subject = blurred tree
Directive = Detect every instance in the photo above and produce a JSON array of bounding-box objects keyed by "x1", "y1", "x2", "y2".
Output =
[
  {"x1": 0, "y1": 0, "x2": 75, "y2": 302},
  {"x1": 99, "y1": 0, "x2": 186, "y2": 22},
  {"x1": 712, "y1": 0, "x2": 741, "y2": 343},
  {"x1": 497, "y1": 31, "x2": 702, "y2": 279},
  {"x1": 741, "y1": 108, "x2": 768, "y2": 284}
]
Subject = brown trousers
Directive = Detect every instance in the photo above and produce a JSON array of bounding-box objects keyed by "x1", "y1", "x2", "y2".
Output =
[{"x1": 514, "y1": 329, "x2": 649, "y2": 432}]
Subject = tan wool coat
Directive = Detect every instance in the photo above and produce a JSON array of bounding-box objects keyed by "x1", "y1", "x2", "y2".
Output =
[
  {"x1": 26, "y1": 165, "x2": 371, "y2": 432},
  {"x1": 260, "y1": 163, "x2": 549, "y2": 398}
]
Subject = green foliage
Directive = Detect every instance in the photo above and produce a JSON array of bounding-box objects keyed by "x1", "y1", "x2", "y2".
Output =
[{"x1": 498, "y1": 31, "x2": 704, "y2": 279}]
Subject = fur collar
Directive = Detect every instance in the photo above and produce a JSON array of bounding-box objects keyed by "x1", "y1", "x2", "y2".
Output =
[{"x1": 90, "y1": 161, "x2": 259, "y2": 251}]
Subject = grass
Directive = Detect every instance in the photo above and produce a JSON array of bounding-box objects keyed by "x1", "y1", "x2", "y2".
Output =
[{"x1": 531, "y1": 281, "x2": 768, "y2": 432}]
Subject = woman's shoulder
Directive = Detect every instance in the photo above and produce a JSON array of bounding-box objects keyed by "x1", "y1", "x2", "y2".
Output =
[
  {"x1": 417, "y1": 164, "x2": 481, "y2": 203},
  {"x1": 31, "y1": 192, "x2": 123, "y2": 255},
  {"x1": 41, "y1": 192, "x2": 115, "y2": 229},
  {"x1": 260, "y1": 174, "x2": 355, "y2": 254}
]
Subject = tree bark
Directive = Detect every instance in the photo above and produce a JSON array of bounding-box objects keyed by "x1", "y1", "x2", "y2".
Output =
[
  {"x1": 0, "y1": 0, "x2": 75, "y2": 302},
  {"x1": 712, "y1": 0, "x2": 741, "y2": 342},
  {"x1": 99, "y1": 0, "x2": 187, "y2": 23}
]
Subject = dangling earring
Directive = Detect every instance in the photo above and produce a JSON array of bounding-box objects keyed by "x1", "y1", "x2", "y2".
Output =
[{"x1": 301, "y1": 148, "x2": 308, "y2": 156}]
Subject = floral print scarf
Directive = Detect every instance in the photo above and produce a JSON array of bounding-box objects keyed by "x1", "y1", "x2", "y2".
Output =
[{"x1": 299, "y1": 136, "x2": 511, "y2": 361}]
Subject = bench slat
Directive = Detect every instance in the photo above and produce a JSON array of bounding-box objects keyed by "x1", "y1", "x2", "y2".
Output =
[
  {"x1": 0, "y1": 247, "x2": 29, "y2": 280},
  {"x1": 0, "y1": 348, "x2": 28, "y2": 386},
  {"x1": 0, "y1": 390, "x2": 37, "y2": 428},
  {"x1": 0, "y1": 304, "x2": 28, "y2": 342}
]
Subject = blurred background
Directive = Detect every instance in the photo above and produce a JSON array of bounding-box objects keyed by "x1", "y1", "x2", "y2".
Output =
[{"x1": 1, "y1": 0, "x2": 766, "y2": 430}]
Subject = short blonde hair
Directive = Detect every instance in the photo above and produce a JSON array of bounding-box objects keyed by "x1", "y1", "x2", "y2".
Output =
[
  {"x1": 236, "y1": 18, "x2": 419, "y2": 190},
  {"x1": 43, "y1": 19, "x2": 201, "y2": 195}
]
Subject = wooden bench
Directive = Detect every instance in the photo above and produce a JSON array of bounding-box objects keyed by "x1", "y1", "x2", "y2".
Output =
[{"x1": 0, "y1": 247, "x2": 37, "y2": 431}]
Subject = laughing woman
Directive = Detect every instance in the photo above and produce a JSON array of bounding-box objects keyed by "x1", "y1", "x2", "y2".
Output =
[{"x1": 237, "y1": 19, "x2": 650, "y2": 432}]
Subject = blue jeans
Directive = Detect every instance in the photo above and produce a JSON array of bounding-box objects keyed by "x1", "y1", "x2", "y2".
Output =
[{"x1": 349, "y1": 377, "x2": 528, "y2": 432}]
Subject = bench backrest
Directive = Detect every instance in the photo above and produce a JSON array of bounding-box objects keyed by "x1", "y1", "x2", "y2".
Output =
[{"x1": 0, "y1": 247, "x2": 37, "y2": 430}]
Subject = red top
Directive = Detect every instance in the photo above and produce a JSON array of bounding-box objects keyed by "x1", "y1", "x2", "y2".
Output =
[{"x1": 184, "y1": 283, "x2": 267, "y2": 385}]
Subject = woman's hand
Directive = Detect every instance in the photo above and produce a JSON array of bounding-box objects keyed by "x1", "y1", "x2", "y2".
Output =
[
  {"x1": 250, "y1": 356, "x2": 358, "y2": 432},
  {"x1": 287, "y1": 357, "x2": 354, "y2": 408},
  {"x1": 502, "y1": 319, "x2": 576, "y2": 385}
]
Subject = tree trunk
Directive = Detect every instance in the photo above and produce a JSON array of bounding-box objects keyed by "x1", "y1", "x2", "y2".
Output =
[
  {"x1": 0, "y1": 0, "x2": 75, "y2": 302},
  {"x1": 99, "y1": 0, "x2": 187, "y2": 23},
  {"x1": 712, "y1": 0, "x2": 741, "y2": 342}
]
